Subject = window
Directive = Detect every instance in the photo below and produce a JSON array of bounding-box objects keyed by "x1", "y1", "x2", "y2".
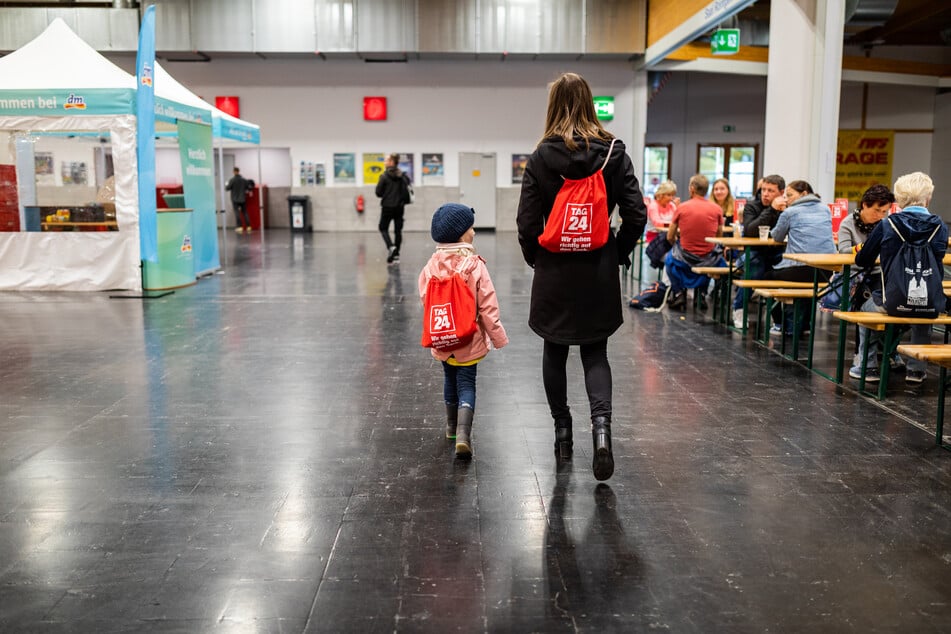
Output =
[
  {"x1": 697, "y1": 144, "x2": 758, "y2": 199},
  {"x1": 642, "y1": 144, "x2": 671, "y2": 198}
]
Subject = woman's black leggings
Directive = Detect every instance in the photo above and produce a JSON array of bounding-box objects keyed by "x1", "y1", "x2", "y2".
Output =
[{"x1": 542, "y1": 339, "x2": 612, "y2": 422}]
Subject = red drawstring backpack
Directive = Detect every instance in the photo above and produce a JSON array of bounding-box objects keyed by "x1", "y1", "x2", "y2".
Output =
[
  {"x1": 538, "y1": 138, "x2": 616, "y2": 253},
  {"x1": 421, "y1": 259, "x2": 478, "y2": 351}
]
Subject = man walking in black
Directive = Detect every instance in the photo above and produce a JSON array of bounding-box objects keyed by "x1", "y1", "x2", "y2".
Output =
[
  {"x1": 226, "y1": 167, "x2": 250, "y2": 233},
  {"x1": 375, "y1": 153, "x2": 410, "y2": 264}
]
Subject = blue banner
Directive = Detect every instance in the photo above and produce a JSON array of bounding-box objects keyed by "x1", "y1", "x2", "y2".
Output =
[
  {"x1": 136, "y1": 5, "x2": 157, "y2": 263},
  {"x1": 177, "y1": 120, "x2": 219, "y2": 275}
]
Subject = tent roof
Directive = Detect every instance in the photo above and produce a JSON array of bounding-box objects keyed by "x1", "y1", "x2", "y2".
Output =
[
  {"x1": 0, "y1": 18, "x2": 210, "y2": 125},
  {"x1": 0, "y1": 18, "x2": 135, "y2": 89},
  {"x1": 155, "y1": 63, "x2": 260, "y2": 144}
]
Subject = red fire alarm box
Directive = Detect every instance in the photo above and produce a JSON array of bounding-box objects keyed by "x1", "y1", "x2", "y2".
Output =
[
  {"x1": 363, "y1": 96, "x2": 387, "y2": 121},
  {"x1": 215, "y1": 96, "x2": 240, "y2": 118}
]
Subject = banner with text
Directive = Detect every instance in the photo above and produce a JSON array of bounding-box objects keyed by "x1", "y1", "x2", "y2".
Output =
[
  {"x1": 834, "y1": 130, "x2": 894, "y2": 203},
  {"x1": 177, "y1": 120, "x2": 218, "y2": 275}
]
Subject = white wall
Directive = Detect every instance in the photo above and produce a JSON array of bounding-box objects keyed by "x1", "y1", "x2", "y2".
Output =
[
  {"x1": 150, "y1": 58, "x2": 641, "y2": 190},
  {"x1": 125, "y1": 58, "x2": 943, "y2": 229}
]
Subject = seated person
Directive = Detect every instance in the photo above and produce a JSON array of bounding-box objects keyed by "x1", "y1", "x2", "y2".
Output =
[
  {"x1": 732, "y1": 174, "x2": 787, "y2": 325},
  {"x1": 837, "y1": 185, "x2": 898, "y2": 369},
  {"x1": 851, "y1": 172, "x2": 947, "y2": 384},
  {"x1": 766, "y1": 180, "x2": 836, "y2": 334},
  {"x1": 663, "y1": 174, "x2": 725, "y2": 311}
]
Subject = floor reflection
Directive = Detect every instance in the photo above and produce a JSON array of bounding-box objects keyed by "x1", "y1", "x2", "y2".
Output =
[{"x1": 545, "y1": 467, "x2": 643, "y2": 626}]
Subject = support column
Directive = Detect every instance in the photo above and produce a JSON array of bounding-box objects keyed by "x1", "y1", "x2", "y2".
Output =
[
  {"x1": 631, "y1": 69, "x2": 649, "y2": 182},
  {"x1": 763, "y1": 0, "x2": 844, "y2": 198}
]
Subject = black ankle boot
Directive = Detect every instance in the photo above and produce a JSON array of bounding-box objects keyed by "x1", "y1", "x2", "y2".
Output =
[
  {"x1": 445, "y1": 404, "x2": 458, "y2": 440},
  {"x1": 591, "y1": 416, "x2": 614, "y2": 481},
  {"x1": 455, "y1": 408, "x2": 473, "y2": 459},
  {"x1": 554, "y1": 418, "x2": 573, "y2": 459}
]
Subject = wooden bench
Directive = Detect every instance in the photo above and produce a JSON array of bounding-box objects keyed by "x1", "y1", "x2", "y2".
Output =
[
  {"x1": 896, "y1": 344, "x2": 951, "y2": 447},
  {"x1": 832, "y1": 311, "x2": 951, "y2": 399},
  {"x1": 690, "y1": 266, "x2": 733, "y2": 319},
  {"x1": 751, "y1": 288, "x2": 832, "y2": 361},
  {"x1": 731, "y1": 280, "x2": 826, "y2": 332}
]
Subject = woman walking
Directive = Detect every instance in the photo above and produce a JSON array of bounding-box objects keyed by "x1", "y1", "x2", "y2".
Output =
[{"x1": 516, "y1": 72, "x2": 647, "y2": 480}]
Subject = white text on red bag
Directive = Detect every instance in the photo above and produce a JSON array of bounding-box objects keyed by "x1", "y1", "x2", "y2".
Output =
[
  {"x1": 538, "y1": 138, "x2": 615, "y2": 253},
  {"x1": 421, "y1": 261, "x2": 478, "y2": 351}
]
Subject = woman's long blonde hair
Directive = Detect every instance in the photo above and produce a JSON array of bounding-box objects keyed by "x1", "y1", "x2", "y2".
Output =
[
  {"x1": 712, "y1": 178, "x2": 735, "y2": 218},
  {"x1": 541, "y1": 73, "x2": 613, "y2": 151}
]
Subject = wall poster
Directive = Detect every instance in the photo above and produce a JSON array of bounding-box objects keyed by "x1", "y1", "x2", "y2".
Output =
[
  {"x1": 35, "y1": 152, "x2": 54, "y2": 185},
  {"x1": 512, "y1": 153, "x2": 529, "y2": 185},
  {"x1": 834, "y1": 130, "x2": 894, "y2": 202},
  {"x1": 333, "y1": 153, "x2": 355, "y2": 184},
  {"x1": 61, "y1": 161, "x2": 88, "y2": 185},
  {"x1": 300, "y1": 161, "x2": 326, "y2": 186},
  {"x1": 422, "y1": 153, "x2": 443, "y2": 185},
  {"x1": 397, "y1": 153, "x2": 414, "y2": 183},
  {"x1": 362, "y1": 152, "x2": 385, "y2": 185}
]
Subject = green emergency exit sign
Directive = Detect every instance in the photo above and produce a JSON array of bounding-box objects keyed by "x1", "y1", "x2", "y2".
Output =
[
  {"x1": 593, "y1": 96, "x2": 614, "y2": 121},
  {"x1": 711, "y1": 29, "x2": 740, "y2": 55}
]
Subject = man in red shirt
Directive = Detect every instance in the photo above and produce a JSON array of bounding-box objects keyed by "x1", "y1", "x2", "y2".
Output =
[{"x1": 664, "y1": 174, "x2": 725, "y2": 310}]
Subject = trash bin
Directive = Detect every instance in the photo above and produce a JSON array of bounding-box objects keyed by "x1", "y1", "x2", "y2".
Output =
[{"x1": 288, "y1": 195, "x2": 311, "y2": 233}]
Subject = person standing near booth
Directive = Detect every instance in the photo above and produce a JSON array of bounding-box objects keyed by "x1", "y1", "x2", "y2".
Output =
[{"x1": 226, "y1": 167, "x2": 251, "y2": 234}]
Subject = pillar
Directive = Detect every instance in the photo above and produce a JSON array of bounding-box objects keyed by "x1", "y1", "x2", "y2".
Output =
[{"x1": 763, "y1": 0, "x2": 845, "y2": 199}]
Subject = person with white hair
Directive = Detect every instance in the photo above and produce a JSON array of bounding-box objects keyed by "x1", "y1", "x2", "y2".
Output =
[{"x1": 851, "y1": 172, "x2": 947, "y2": 384}]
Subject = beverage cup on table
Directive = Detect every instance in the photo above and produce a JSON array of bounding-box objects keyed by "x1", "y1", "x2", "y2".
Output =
[
  {"x1": 758, "y1": 226, "x2": 770, "y2": 240},
  {"x1": 732, "y1": 222, "x2": 741, "y2": 237}
]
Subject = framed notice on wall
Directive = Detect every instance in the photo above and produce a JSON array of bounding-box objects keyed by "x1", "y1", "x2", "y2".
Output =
[
  {"x1": 422, "y1": 153, "x2": 443, "y2": 185},
  {"x1": 512, "y1": 154, "x2": 529, "y2": 185},
  {"x1": 333, "y1": 153, "x2": 355, "y2": 184},
  {"x1": 398, "y1": 153, "x2": 414, "y2": 183},
  {"x1": 363, "y1": 153, "x2": 385, "y2": 185}
]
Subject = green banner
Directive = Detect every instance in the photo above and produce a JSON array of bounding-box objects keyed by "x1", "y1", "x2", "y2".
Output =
[
  {"x1": 0, "y1": 89, "x2": 134, "y2": 116},
  {"x1": 142, "y1": 210, "x2": 195, "y2": 290},
  {"x1": 177, "y1": 120, "x2": 219, "y2": 275}
]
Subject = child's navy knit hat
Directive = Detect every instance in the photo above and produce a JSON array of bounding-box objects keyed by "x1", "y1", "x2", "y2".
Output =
[{"x1": 431, "y1": 203, "x2": 475, "y2": 243}]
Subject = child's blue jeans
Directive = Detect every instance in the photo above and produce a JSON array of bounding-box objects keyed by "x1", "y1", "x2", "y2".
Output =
[{"x1": 443, "y1": 362, "x2": 477, "y2": 410}]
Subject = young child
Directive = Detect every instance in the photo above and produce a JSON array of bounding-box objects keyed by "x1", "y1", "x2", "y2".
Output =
[{"x1": 418, "y1": 203, "x2": 508, "y2": 459}]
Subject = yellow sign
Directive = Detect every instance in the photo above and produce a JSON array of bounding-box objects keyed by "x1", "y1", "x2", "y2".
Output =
[
  {"x1": 363, "y1": 153, "x2": 385, "y2": 185},
  {"x1": 834, "y1": 130, "x2": 894, "y2": 202}
]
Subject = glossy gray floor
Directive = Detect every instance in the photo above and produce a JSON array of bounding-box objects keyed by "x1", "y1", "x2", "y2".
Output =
[{"x1": 2, "y1": 231, "x2": 950, "y2": 633}]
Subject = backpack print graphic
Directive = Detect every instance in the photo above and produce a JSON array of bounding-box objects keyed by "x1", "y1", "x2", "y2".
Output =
[
  {"x1": 882, "y1": 216, "x2": 944, "y2": 318},
  {"x1": 421, "y1": 261, "x2": 477, "y2": 351},
  {"x1": 538, "y1": 138, "x2": 615, "y2": 253}
]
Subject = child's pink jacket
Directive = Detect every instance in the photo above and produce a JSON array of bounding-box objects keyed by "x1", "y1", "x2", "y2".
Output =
[{"x1": 418, "y1": 243, "x2": 508, "y2": 363}]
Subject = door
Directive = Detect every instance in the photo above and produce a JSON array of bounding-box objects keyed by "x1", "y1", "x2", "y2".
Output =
[{"x1": 459, "y1": 152, "x2": 496, "y2": 229}]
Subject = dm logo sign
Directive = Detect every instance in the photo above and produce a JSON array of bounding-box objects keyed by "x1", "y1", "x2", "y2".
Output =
[
  {"x1": 64, "y1": 93, "x2": 87, "y2": 110},
  {"x1": 561, "y1": 203, "x2": 592, "y2": 235}
]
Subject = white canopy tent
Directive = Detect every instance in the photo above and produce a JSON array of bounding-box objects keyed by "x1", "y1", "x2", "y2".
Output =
[
  {"x1": 0, "y1": 18, "x2": 210, "y2": 291},
  {"x1": 152, "y1": 62, "x2": 262, "y2": 251}
]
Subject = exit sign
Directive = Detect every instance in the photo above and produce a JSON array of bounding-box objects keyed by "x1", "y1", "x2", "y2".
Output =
[
  {"x1": 593, "y1": 96, "x2": 614, "y2": 121},
  {"x1": 711, "y1": 29, "x2": 740, "y2": 55}
]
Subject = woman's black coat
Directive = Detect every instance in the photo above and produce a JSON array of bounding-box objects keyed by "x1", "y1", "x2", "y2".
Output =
[{"x1": 516, "y1": 136, "x2": 647, "y2": 345}]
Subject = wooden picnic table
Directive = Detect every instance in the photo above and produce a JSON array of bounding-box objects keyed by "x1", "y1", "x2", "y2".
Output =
[
  {"x1": 897, "y1": 344, "x2": 951, "y2": 447},
  {"x1": 783, "y1": 251, "x2": 951, "y2": 381},
  {"x1": 705, "y1": 235, "x2": 786, "y2": 332}
]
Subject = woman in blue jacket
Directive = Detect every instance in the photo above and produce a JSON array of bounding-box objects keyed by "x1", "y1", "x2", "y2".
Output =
[{"x1": 766, "y1": 180, "x2": 836, "y2": 334}]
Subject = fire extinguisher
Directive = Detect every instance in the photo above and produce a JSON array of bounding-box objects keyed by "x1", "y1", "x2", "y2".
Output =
[{"x1": 355, "y1": 195, "x2": 365, "y2": 213}]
